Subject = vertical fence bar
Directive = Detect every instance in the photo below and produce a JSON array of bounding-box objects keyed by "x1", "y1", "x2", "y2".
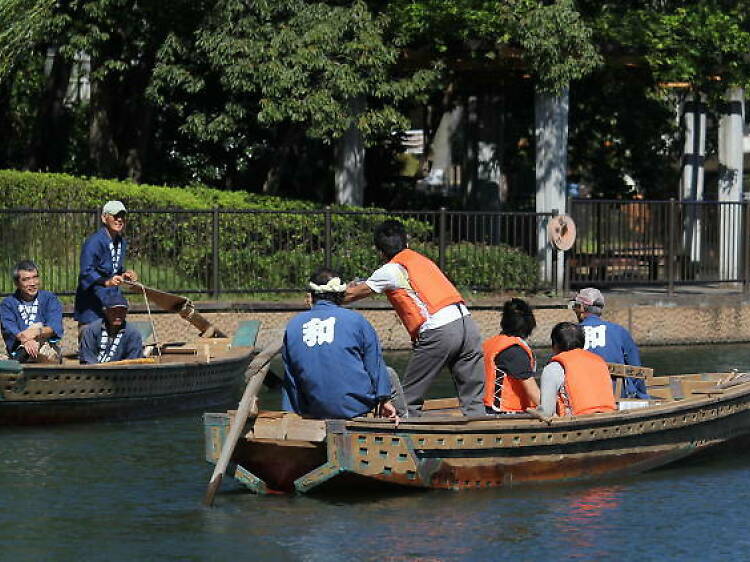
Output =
[
  {"x1": 667, "y1": 199, "x2": 676, "y2": 295},
  {"x1": 324, "y1": 206, "x2": 332, "y2": 269},
  {"x1": 211, "y1": 208, "x2": 220, "y2": 299},
  {"x1": 744, "y1": 201, "x2": 750, "y2": 293},
  {"x1": 438, "y1": 207, "x2": 447, "y2": 271}
]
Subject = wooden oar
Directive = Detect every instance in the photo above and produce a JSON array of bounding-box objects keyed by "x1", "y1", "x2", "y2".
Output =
[
  {"x1": 123, "y1": 280, "x2": 227, "y2": 337},
  {"x1": 202, "y1": 334, "x2": 283, "y2": 507}
]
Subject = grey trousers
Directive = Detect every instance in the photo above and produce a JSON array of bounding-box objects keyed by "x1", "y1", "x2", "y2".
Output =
[
  {"x1": 386, "y1": 366, "x2": 409, "y2": 418},
  {"x1": 402, "y1": 315, "x2": 485, "y2": 417}
]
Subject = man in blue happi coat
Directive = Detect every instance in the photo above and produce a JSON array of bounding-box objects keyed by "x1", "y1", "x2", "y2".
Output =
[
  {"x1": 79, "y1": 291, "x2": 143, "y2": 364},
  {"x1": 570, "y1": 287, "x2": 648, "y2": 399},
  {"x1": 74, "y1": 200, "x2": 138, "y2": 329},
  {"x1": 0, "y1": 260, "x2": 63, "y2": 363},
  {"x1": 281, "y1": 267, "x2": 399, "y2": 420}
]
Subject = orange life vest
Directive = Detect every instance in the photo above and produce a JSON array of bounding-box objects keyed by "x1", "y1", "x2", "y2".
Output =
[
  {"x1": 552, "y1": 348, "x2": 616, "y2": 416},
  {"x1": 385, "y1": 249, "x2": 464, "y2": 340},
  {"x1": 482, "y1": 334, "x2": 537, "y2": 412}
]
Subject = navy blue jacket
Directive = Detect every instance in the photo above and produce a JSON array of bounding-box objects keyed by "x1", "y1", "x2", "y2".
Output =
[
  {"x1": 0, "y1": 290, "x2": 64, "y2": 354},
  {"x1": 580, "y1": 315, "x2": 648, "y2": 399},
  {"x1": 74, "y1": 227, "x2": 128, "y2": 324},
  {"x1": 281, "y1": 301, "x2": 392, "y2": 419},
  {"x1": 79, "y1": 320, "x2": 143, "y2": 364}
]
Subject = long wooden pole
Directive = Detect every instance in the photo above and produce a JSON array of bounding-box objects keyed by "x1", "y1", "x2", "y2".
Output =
[{"x1": 202, "y1": 334, "x2": 283, "y2": 507}]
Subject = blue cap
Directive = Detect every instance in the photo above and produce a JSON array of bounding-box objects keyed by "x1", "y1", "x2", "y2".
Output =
[{"x1": 102, "y1": 290, "x2": 129, "y2": 309}]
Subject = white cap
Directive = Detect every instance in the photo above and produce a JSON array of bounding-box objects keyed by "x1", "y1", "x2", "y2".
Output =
[
  {"x1": 573, "y1": 287, "x2": 604, "y2": 307},
  {"x1": 569, "y1": 287, "x2": 605, "y2": 314},
  {"x1": 102, "y1": 200, "x2": 127, "y2": 216}
]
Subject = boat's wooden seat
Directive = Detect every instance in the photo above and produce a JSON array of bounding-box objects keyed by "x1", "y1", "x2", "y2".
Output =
[
  {"x1": 608, "y1": 362, "x2": 655, "y2": 398},
  {"x1": 422, "y1": 397, "x2": 463, "y2": 416},
  {"x1": 648, "y1": 374, "x2": 728, "y2": 400},
  {"x1": 230, "y1": 410, "x2": 327, "y2": 442}
]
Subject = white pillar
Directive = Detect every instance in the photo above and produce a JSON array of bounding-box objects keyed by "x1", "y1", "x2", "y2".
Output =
[
  {"x1": 535, "y1": 87, "x2": 569, "y2": 290},
  {"x1": 680, "y1": 92, "x2": 707, "y2": 263},
  {"x1": 335, "y1": 97, "x2": 366, "y2": 206},
  {"x1": 718, "y1": 87, "x2": 744, "y2": 279}
]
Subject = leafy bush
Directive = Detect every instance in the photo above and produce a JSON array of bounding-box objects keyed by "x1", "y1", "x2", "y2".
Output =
[{"x1": 0, "y1": 170, "x2": 538, "y2": 294}]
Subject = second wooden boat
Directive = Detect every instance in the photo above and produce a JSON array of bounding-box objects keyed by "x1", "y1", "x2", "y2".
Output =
[{"x1": 0, "y1": 283, "x2": 261, "y2": 425}]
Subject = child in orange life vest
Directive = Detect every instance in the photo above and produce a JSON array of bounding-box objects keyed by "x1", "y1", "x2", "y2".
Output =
[
  {"x1": 483, "y1": 299, "x2": 540, "y2": 413},
  {"x1": 537, "y1": 322, "x2": 615, "y2": 417}
]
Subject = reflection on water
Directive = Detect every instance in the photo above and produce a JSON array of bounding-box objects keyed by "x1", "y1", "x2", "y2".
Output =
[
  {"x1": 555, "y1": 485, "x2": 624, "y2": 557},
  {"x1": 4, "y1": 343, "x2": 750, "y2": 560}
]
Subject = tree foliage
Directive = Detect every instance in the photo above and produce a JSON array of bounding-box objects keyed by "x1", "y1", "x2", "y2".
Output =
[
  {"x1": 587, "y1": 1, "x2": 750, "y2": 102},
  {"x1": 386, "y1": 0, "x2": 601, "y2": 93},
  {"x1": 3, "y1": 1, "x2": 750, "y2": 202}
]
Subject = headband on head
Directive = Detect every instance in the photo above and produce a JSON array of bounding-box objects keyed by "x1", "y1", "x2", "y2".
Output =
[{"x1": 309, "y1": 277, "x2": 347, "y2": 294}]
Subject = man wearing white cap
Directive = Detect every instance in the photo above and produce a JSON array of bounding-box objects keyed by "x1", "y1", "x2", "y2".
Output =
[
  {"x1": 569, "y1": 287, "x2": 648, "y2": 398},
  {"x1": 73, "y1": 200, "x2": 138, "y2": 328}
]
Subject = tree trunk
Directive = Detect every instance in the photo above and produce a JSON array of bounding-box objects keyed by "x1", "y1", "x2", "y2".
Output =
[
  {"x1": 89, "y1": 71, "x2": 120, "y2": 178},
  {"x1": 124, "y1": 102, "x2": 155, "y2": 183},
  {"x1": 26, "y1": 47, "x2": 73, "y2": 171},
  {"x1": 334, "y1": 96, "x2": 366, "y2": 206},
  {"x1": 0, "y1": 80, "x2": 13, "y2": 166},
  {"x1": 263, "y1": 127, "x2": 303, "y2": 195}
]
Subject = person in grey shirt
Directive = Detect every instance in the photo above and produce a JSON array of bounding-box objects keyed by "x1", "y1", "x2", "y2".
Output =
[{"x1": 538, "y1": 322, "x2": 616, "y2": 417}]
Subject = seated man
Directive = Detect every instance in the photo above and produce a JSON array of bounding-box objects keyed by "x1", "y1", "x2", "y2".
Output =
[
  {"x1": 0, "y1": 260, "x2": 64, "y2": 363},
  {"x1": 281, "y1": 267, "x2": 398, "y2": 420},
  {"x1": 570, "y1": 287, "x2": 648, "y2": 398},
  {"x1": 79, "y1": 292, "x2": 144, "y2": 364},
  {"x1": 483, "y1": 298, "x2": 540, "y2": 413},
  {"x1": 538, "y1": 322, "x2": 616, "y2": 417}
]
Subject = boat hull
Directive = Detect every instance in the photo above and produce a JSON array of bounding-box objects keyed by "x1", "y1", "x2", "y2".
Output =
[
  {"x1": 1, "y1": 352, "x2": 253, "y2": 425},
  {"x1": 204, "y1": 378, "x2": 750, "y2": 494}
]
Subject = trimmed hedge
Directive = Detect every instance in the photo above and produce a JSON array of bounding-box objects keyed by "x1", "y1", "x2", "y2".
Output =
[{"x1": 0, "y1": 170, "x2": 539, "y2": 294}]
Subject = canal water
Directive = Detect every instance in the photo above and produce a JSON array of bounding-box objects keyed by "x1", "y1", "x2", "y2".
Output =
[{"x1": 3, "y1": 344, "x2": 750, "y2": 561}]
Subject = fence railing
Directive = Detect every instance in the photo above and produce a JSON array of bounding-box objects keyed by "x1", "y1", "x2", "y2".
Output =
[
  {"x1": 2, "y1": 201, "x2": 748, "y2": 299},
  {"x1": 0, "y1": 208, "x2": 548, "y2": 297},
  {"x1": 568, "y1": 199, "x2": 750, "y2": 292}
]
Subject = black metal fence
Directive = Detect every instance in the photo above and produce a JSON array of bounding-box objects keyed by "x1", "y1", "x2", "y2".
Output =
[
  {"x1": 568, "y1": 199, "x2": 750, "y2": 291},
  {"x1": 0, "y1": 208, "x2": 548, "y2": 297},
  {"x1": 2, "y1": 201, "x2": 748, "y2": 299}
]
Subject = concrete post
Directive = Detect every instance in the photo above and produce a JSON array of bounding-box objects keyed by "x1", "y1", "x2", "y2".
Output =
[
  {"x1": 680, "y1": 92, "x2": 707, "y2": 263},
  {"x1": 535, "y1": 87, "x2": 569, "y2": 288},
  {"x1": 718, "y1": 87, "x2": 744, "y2": 280}
]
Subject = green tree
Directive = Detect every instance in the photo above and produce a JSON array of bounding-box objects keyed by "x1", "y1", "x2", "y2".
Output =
[
  {"x1": 149, "y1": 0, "x2": 437, "y2": 195},
  {"x1": 385, "y1": 0, "x2": 601, "y2": 93}
]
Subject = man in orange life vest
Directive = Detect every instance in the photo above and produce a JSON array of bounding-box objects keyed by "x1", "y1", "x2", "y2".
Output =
[
  {"x1": 344, "y1": 220, "x2": 485, "y2": 417},
  {"x1": 483, "y1": 298, "x2": 540, "y2": 413},
  {"x1": 537, "y1": 321, "x2": 615, "y2": 417}
]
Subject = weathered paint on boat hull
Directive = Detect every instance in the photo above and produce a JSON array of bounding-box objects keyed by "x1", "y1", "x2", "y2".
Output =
[
  {"x1": 204, "y1": 379, "x2": 750, "y2": 494},
  {"x1": 1, "y1": 352, "x2": 253, "y2": 425}
]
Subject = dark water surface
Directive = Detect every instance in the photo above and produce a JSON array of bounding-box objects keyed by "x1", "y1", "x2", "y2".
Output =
[{"x1": 3, "y1": 344, "x2": 750, "y2": 561}]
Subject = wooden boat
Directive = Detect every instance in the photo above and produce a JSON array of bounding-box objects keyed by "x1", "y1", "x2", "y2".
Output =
[
  {"x1": 203, "y1": 365, "x2": 750, "y2": 494},
  {"x1": 0, "y1": 284, "x2": 260, "y2": 425}
]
